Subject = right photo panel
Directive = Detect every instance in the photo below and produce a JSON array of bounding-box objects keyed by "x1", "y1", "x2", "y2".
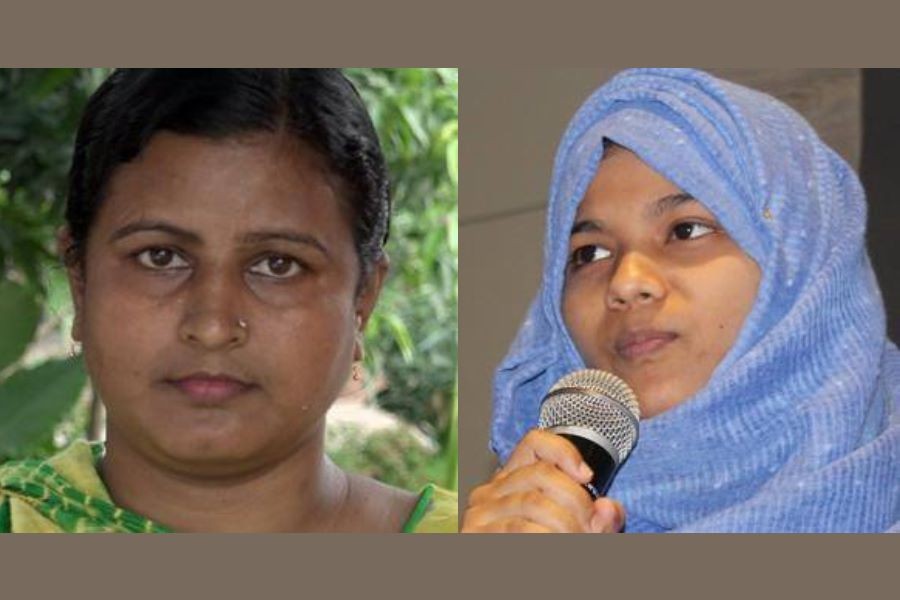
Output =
[{"x1": 459, "y1": 68, "x2": 899, "y2": 533}]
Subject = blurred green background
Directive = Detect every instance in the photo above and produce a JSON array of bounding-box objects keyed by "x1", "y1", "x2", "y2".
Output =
[{"x1": 0, "y1": 68, "x2": 458, "y2": 492}]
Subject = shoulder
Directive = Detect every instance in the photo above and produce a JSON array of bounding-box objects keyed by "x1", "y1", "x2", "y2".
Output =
[
  {"x1": 0, "y1": 440, "x2": 116, "y2": 533},
  {"x1": 344, "y1": 472, "x2": 420, "y2": 532},
  {"x1": 0, "y1": 453, "x2": 63, "y2": 533},
  {"x1": 343, "y1": 474, "x2": 458, "y2": 532},
  {"x1": 0, "y1": 453, "x2": 46, "y2": 492}
]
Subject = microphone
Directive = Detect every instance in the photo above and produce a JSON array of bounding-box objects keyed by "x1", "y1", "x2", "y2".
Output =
[{"x1": 538, "y1": 369, "x2": 640, "y2": 499}]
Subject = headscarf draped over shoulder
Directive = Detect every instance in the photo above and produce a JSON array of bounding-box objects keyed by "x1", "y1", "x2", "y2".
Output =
[{"x1": 491, "y1": 68, "x2": 900, "y2": 532}]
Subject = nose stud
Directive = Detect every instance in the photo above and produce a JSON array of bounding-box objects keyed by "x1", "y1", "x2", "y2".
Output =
[{"x1": 237, "y1": 318, "x2": 248, "y2": 330}]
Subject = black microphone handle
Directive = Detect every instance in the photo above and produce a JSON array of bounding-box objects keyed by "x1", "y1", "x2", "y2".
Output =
[{"x1": 556, "y1": 432, "x2": 618, "y2": 499}]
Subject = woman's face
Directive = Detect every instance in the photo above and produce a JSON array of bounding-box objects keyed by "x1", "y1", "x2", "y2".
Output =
[
  {"x1": 66, "y1": 131, "x2": 384, "y2": 476},
  {"x1": 562, "y1": 147, "x2": 760, "y2": 418}
]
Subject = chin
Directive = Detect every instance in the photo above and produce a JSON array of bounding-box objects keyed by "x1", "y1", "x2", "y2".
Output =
[
  {"x1": 633, "y1": 379, "x2": 695, "y2": 418},
  {"x1": 584, "y1": 358, "x2": 694, "y2": 416},
  {"x1": 161, "y1": 435, "x2": 249, "y2": 464},
  {"x1": 149, "y1": 419, "x2": 273, "y2": 471}
]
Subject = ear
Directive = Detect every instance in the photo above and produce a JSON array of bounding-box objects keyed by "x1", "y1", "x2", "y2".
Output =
[
  {"x1": 57, "y1": 226, "x2": 86, "y2": 343},
  {"x1": 353, "y1": 253, "x2": 389, "y2": 361}
]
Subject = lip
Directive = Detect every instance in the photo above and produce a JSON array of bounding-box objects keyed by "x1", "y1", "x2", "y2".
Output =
[
  {"x1": 167, "y1": 372, "x2": 255, "y2": 402},
  {"x1": 614, "y1": 329, "x2": 679, "y2": 361}
]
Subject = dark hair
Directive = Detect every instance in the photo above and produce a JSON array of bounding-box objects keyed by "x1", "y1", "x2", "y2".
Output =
[
  {"x1": 601, "y1": 137, "x2": 626, "y2": 157},
  {"x1": 65, "y1": 69, "x2": 391, "y2": 281}
]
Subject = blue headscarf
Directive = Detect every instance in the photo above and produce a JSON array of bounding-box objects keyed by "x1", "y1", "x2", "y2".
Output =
[{"x1": 491, "y1": 69, "x2": 899, "y2": 532}]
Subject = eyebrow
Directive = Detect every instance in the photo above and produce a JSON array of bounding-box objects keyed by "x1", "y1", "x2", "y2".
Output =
[
  {"x1": 240, "y1": 229, "x2": 329, "y2": 256},
  {"x1": 646, "y1": 192, "x2": 696, "y2": 218},
  {"x1": 109, "y1": 220, "x2": 202, "y2": 244},
  {"x1": 570, "y1": 192, "x2": 698, "y2": 235},
  {"x1": 109, "y1": 220, "x2": 329, "y2": 256}
]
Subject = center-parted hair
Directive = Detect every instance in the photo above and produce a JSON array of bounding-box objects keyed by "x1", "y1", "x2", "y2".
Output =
[{"x1": 65, "y1": 69, "x2": 391, "y2": 281}]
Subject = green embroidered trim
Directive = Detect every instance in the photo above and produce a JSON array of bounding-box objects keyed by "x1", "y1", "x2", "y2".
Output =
[
  {"x1": 3, "y1": 443, "x2": 453, "y2": 533},
  {"x1": 402, "y1": 483, "x2": 435, "y2": 533},
  {"x1": 0, "y1": 443, "x2": 170, "y2": 533},
  {"x1": 0, "y1": 496, "x2": 10, "y2": 532}
]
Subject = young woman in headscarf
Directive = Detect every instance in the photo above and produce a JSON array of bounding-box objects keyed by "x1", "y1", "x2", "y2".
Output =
[{"x1": 462, "y1": 68, "x2": 898, "y2": 533}]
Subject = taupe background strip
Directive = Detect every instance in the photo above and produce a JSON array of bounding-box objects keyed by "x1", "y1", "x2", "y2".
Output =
[{"x1": 1, "y1": 0, "x2": 898, "y2": 598}]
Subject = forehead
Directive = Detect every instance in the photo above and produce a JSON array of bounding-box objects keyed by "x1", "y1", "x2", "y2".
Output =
[
  {"x1": 96, "y1": 131, "x2": 347, "y2": 236},
  {"x1": 578, "y1": 148, "x2": 685, "y2": 215}
]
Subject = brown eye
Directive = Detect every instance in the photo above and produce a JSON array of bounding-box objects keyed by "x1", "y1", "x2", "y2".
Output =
[
  {"x1": 136, "y1": 247, "x2": 188, "y2": 270},
  {"x1": 249, "y1": 255, "x2": 301, "y2": 279},
  {"x1": 671, "y1": 222, "x2": 715, "y2": 241},
  {"x1": 268, "y1": 256, "x2": 292, "y2": 276},
  {"x1": 569, "y1": 244, "x2": 612, "y2": 269}
]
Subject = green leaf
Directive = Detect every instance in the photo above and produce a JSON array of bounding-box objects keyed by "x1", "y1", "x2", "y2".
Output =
[
  {"x1": 0, "y1": 280, "x2": 41, "y2": 372},
  {"x1": 399, "y1": 104, "x2": 428, "y2": 146},
  {"x1": 443, "y1": 381, "x2": 458, "y2": 490},
  {"x1": 384, "y1": 313, "x2": 415, "y2": 364},
  {"x1": 26, "y1": 69, "x2": 78, "y2": 102},
  {"x1": 446, "y1": 137, "x2": 458, "y2": 187},
  {"x1": 0, "y1": 357, "x2": 87, "y2": 458}
]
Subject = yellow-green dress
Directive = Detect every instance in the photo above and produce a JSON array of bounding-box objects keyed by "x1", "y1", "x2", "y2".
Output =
[{"x1": 0, "y1": 441, "x2": 457, "y2": 533}]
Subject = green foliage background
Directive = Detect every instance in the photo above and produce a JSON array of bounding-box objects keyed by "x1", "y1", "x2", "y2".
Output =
[{"x1": 0, "y1": 68, "x2": 457, "y2": 491}]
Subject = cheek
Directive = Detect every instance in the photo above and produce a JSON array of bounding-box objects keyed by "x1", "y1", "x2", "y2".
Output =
[
  {"x1": 252, "y1": 292, "x2": 356, "y2": 397},
  {"x1": 687, "y1": 259, "x2": 760, "y2": 359},
  {"x1": 81, "y1": 270, "x2": 172, "y2": 363},
  {"x1": 561, "y1": 287, "x2": 585, "y2": 345},
  {"x1": 562, "y1": 282, "x2": 610, "y2": 361}
]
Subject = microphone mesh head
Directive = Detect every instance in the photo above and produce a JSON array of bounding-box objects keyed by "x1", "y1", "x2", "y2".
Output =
[{"x1": 539, "y1": 369, "x2": 640, "y2": 463}]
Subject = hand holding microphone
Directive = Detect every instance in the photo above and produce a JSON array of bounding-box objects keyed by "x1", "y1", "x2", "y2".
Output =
[{"x1": 462, "y1": 369, "x2": 640, "y2": 533}]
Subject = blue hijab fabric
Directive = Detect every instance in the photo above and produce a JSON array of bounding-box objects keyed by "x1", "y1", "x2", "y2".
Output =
[{"x1": 490, "y1": 69, "x2": 899, "y2": 532}]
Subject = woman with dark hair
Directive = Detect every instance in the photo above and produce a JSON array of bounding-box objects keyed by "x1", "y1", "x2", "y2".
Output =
[
  {"x1": 462, "y1": 68, "x2": 898, "y2": 533},
  {"x1": 0, "y1": 69, "x2": 456, "y2": 532}
]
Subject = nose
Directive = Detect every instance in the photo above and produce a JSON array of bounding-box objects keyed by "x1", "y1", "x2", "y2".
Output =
[
  {"x1": 178, "y1": 270, "x2": 248, "y2": 350},
  {"x1": 606, "y1": 251, "x2": 667, "y2": 310}
]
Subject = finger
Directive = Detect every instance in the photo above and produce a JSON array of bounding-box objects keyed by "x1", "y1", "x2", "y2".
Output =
[
  {"x1": 497, "y1": 518, "x2": 554, "y2": 533},
  {"x1": 463, "y1": 518, "x2": 553, "y2": 533},
  {"x1": 590, "y1": 498, "x2": 626, "y2": 533},
  {"x1": 464, "y1": 491, "x2": 587, "y2": 533},
  {"x1": 482, "y1": 461, "x2": 594, "y2": 528},
  {"x1": 509, "y1": 521, "x2": 554, "y2": 533},
  {"x1": 500, "y1": 429, "x2": 593, "y2": 484},
  {"x1": 465, "y1": 495, "x2": 582, "y2": 532}
]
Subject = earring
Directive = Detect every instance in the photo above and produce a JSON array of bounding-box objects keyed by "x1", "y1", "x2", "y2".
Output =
[
  {"x1": 353, "y1": 328, "x2": 366, "y2": 360},
  {"x1": 69, "y1": 342, "x2": 82, "y2": 359},
  {"x1": 352, "y1": 317, "x2": 365, "y2": 383}
]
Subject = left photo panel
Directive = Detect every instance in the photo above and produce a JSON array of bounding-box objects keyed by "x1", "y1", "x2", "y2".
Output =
[{"x1": 0, "y1": 68, "x2": 458, "y2": 533}]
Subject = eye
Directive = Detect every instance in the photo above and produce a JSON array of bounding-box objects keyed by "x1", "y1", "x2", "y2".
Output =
[
  {"x1": 670, "y1": 221, "x2": 716, "y2": 241},
  {"x1": 135, "y1": 247, "x2": 189, "y2": 270},
  {"x1": 568, "y1": 244, "x2": 612, "y2": 269},
  {"x1": 248, "y1": 255, "x2": 302, "y2": 279}
]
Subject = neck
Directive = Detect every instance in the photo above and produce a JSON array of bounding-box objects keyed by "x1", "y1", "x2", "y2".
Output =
[{"x1": 99, "y1": 426, "x2": 351, "y2": 532}]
